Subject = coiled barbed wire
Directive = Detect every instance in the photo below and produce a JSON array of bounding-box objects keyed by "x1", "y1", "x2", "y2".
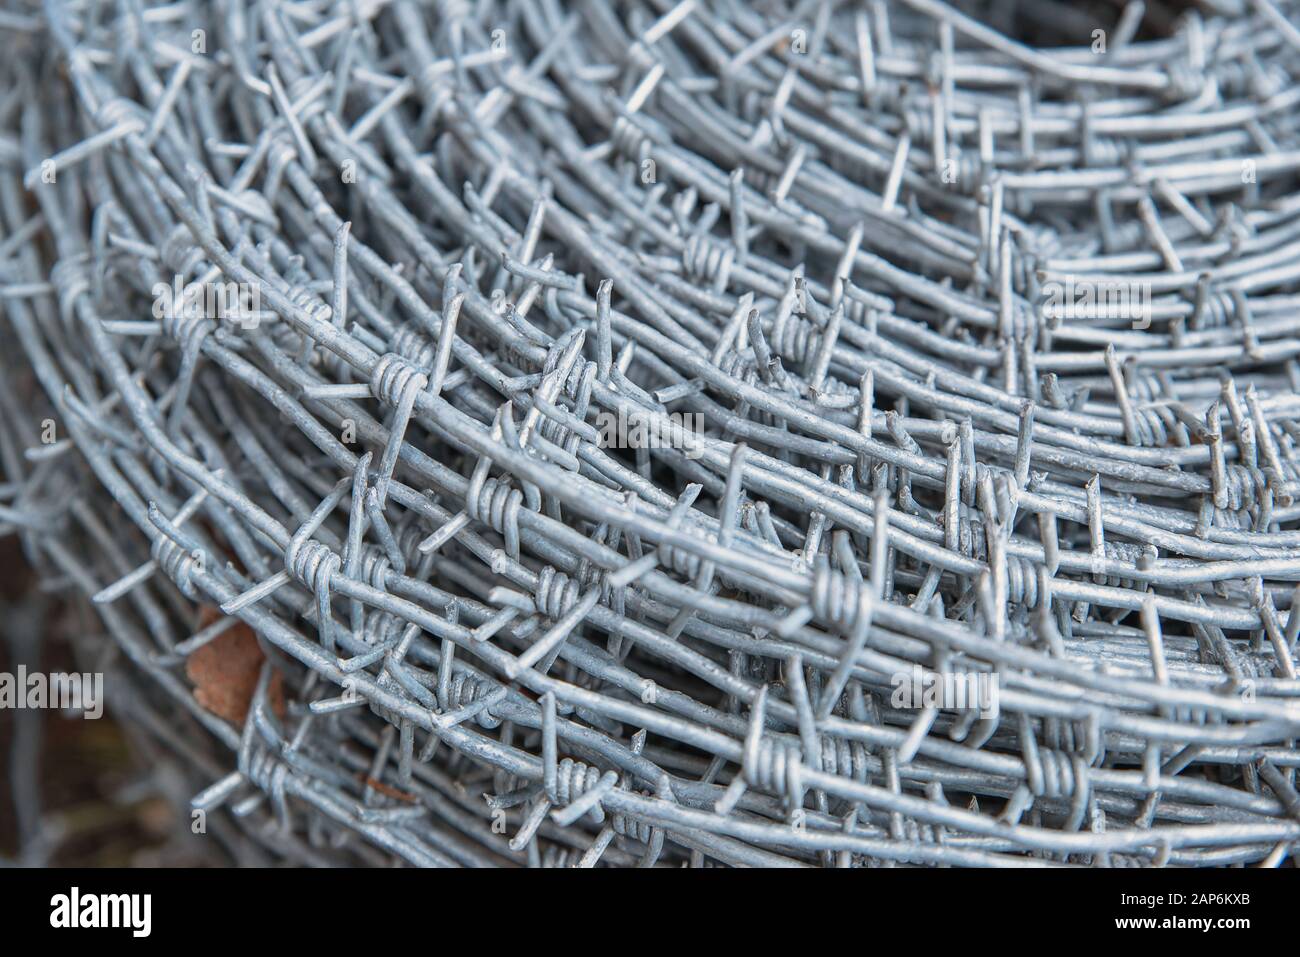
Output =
[{"x1": 2, "y1": 0, "x2": 1300, "y2": 869}]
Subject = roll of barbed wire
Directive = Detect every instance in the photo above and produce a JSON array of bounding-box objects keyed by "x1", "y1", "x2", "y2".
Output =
[{"x1": 1, "y1": 0, "x2": 1299, "y2": 868}]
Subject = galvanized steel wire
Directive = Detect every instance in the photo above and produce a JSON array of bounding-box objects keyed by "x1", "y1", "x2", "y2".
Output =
[{"x1": 2, "y1": 0, "x2": 1300, "y2": 866}]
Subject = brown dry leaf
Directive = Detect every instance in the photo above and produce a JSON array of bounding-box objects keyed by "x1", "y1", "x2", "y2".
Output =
[{"x1": 186, "y1": 605, "x2": 286, "y2": 724}]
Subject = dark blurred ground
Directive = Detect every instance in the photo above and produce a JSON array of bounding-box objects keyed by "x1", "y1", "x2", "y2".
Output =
[{"x1": 0, "y1": 536, "x2": 210, "y2": 866}]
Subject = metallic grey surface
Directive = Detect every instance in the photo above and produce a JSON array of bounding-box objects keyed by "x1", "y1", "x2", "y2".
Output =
[{"x1": 1, "y1": 0, "x2": 1299, "y2": 866}]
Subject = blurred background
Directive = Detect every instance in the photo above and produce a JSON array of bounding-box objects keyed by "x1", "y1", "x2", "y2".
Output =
[{"x1": 0, "y1": 536, "x2": 217, "y2": 866}]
